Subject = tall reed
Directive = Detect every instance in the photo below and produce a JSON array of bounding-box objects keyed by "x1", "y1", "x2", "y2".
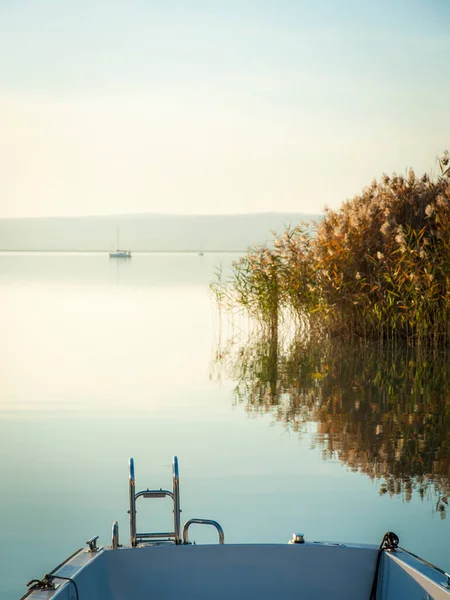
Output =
[{"x1": 214, "y1": 152, "x2": 450, "y2": 345}]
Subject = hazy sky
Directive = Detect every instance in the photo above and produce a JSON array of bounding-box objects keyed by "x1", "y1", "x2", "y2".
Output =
[{"x1": 1, "y1": 0, "x2": 449, "y2": 218}]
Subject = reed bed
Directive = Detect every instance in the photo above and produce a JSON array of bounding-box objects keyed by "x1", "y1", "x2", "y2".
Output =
[{"x1": 213, "y1": 152, "x2": 450, "y2": 345}]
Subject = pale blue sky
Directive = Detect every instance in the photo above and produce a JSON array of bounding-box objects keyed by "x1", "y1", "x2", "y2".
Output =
[{"x1": 1, "y1": 0, "x2": 449, "y2": 217}]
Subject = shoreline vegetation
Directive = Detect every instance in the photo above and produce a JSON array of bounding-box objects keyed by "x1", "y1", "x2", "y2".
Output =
[
  {"x1": 212, "y1": 152, "x2": 450, "y2": 346},
  {"x1": 211, "y1": 151, "x2": 450, "y2": 511}
]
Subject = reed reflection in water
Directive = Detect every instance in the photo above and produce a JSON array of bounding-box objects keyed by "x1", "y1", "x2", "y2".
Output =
[{"x1": 213, "y1": 331, "x2": 450, "y2": 518}]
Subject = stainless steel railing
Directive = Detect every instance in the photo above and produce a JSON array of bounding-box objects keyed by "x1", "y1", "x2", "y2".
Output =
[
  {"x1": 112, "y1": 521, "x2": 119, "y2": 549},
  {"x1": 128, "y1": 456, "x2": 182, "y2": 546},
  {"x1": 129, "y1": 458, "x2": 137, "y2": 546},
  {"x1": 183, "y1": 519, "x2": 225, "y2": 545},
  {"x1": 173, "y1": 456, "x2": 181, "y2": 544}
]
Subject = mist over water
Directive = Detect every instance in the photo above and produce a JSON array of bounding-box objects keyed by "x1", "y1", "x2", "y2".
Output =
[
  {"x1": 1, "y1": 252, "x2": 449, "y2": 599},
  {"x1": 0, "y1": 213, "x2": 316, "y2": 252}
]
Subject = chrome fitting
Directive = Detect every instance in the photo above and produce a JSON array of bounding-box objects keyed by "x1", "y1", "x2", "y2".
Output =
[
  {"x1": 86, "y1": 535, "x2": 99, "y2": 552},
  {"x1": 289, "y1": 532, "x2": 305, "y2": 544}
]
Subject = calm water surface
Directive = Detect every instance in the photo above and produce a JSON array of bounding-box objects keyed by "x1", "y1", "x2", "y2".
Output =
[{"x1": 0, "y1": 253, "x2": 449, "y2": 599}]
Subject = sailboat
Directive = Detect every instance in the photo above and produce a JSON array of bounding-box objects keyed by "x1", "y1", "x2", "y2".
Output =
[{"x1": 109, "y1": 226, "x2": 132, "y2": 258}]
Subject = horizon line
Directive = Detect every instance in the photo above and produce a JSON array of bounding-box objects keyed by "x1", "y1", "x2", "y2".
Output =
[{"x1": 0, "y1": 210, "x2": 324, "y2": 221}]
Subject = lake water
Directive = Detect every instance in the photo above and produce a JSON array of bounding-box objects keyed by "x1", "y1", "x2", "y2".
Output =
[{"x1": 1, "y1": 252, "x2": 449, "y2": 599}]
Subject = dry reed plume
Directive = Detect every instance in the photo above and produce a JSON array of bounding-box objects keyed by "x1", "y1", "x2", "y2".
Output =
[{"x1": 213, "y1": 152, "x2": 450, "y2": 345}]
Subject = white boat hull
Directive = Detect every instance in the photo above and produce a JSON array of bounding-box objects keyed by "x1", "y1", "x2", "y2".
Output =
[
  {"x1": 21, "y1": 457, "x2": 450, "y2": 599},
  {"x1": 21, "y1": 542, "x2": 450, "y2": 600}
]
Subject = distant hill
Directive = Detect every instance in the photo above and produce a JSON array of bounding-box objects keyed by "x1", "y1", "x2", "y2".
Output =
[{"x1": 0, "y1": 212, "x2": 322, "y2": 252}]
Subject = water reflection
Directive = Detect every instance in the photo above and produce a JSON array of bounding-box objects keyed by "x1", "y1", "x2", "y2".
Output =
[{"x1": 214, "y1": 332, "x2": 450, "y2": 516}]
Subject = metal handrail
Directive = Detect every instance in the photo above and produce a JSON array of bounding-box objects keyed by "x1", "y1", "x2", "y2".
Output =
[
  {"x1": 128, "y1": 456, "x2": 181, "y2": 546},
  {"x1": 183, "y1": 519, "x2": 225, "y2": 545},
  {"x1": 112, "y1": 521, "x2": 119, "y2": 549},
  {"x1": 129, "y1": 458, "x2": 136, "y2": 546},
  {"x1": 173, "y1": 456, "x2": 181, "y2": 544}
]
